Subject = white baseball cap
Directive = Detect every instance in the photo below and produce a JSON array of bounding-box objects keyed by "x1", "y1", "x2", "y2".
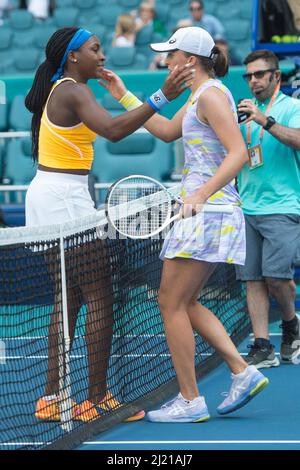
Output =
[{"x1": 150, "y1": 27, "x2": 215, "y2": 57}]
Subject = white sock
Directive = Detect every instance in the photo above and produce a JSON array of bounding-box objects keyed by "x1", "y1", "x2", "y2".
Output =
[
  {"x1": 233, "y1": 367, "x2": 250, "y2": 379},
  {"x1": 180, "y1": 393, "x2": 201, "y2": 403},
  {"x1": 43, "y1": 395, "x2": 58, "y2": 401}
]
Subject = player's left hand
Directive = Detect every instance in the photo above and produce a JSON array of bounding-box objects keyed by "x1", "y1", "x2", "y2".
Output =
[
  {"x1": 238, "y1": 99, "x2": 267, "y2": 126},
  {"x1": 98, "y1": 68, "x2": 127, "y2": 101}
]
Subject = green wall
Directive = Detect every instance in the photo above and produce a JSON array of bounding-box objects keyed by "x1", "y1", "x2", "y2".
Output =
[{"x1": 0, "y1": 67, "x2": 252, "y2": 118}]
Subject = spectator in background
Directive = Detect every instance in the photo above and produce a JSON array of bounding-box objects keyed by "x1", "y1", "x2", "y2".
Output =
[
  {"x1": 112, "y1": 14, "x2": 136, "y2": 47},
  {"x1": 0, "y1": 0, "x2": 13, "y2": 24},
  {"x1": 214, "y1": 38, "x2": 242, "y2": 66},
  {"x1": 287, "y1": 0, "x2": 300, "y2": 32},
  {"x1": 188, "y1": 0, "x2": 225, "y2": 40},
  {"x1": 27, "y1": 0, "x2": 50, "y2": 20},
  {"x1": 135, "y1": 2, "x2": 166, "y2": 37},
  {"x1": 236, "y1": 49, "x2": 300, "y2": 368}
]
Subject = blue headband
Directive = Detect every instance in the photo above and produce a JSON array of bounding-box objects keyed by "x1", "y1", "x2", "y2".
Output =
[{"x1": 51, "y1": 28, "x2": 94, "y2": 82}]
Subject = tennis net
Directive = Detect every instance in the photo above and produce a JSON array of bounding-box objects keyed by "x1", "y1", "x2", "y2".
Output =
[{"x1": 0, "y1": 209, "x2": 250, "y2": 450}]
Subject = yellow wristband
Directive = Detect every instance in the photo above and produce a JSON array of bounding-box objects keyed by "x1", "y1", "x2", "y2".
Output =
[{"x1": 119, "y1": 91, "x2": 143, "y2": 111}]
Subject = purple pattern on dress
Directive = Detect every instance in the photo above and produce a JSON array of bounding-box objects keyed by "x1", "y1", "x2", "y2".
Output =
[{"x1": 160, "y1": 79, "x2": 246, "y2": 265}]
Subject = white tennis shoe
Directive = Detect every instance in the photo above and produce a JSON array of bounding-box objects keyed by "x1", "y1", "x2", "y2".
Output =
[
  {"x1": 217, "y1": 365, "x2": 269, "y2": 415},
  {"x1": 146, "y1": 393, "x2": 210, "y2": 423}
]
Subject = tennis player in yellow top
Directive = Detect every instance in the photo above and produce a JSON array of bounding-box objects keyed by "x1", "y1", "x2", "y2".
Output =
[{"x1": 25, "y1": 26, "x2": 194, "y2": 423}]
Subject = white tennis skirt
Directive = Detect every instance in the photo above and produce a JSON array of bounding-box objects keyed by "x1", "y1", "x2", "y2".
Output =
[{"x1": 25, "y1": 170, "x2": 97, "y2": 227}]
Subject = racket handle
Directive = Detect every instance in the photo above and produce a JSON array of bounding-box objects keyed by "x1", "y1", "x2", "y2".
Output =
[{"x1": 202, "y1": 204, "x2": 235, "y2": 214}]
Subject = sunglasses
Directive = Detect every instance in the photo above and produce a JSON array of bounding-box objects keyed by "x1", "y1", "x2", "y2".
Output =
[{"x1": 242, "y1": 69, "x2": 276, "y2": 82}]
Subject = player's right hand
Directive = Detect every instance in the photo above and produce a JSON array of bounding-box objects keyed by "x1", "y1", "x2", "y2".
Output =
[{"x1": 161, "y1": 64, "x2": 195, "y2": 101}]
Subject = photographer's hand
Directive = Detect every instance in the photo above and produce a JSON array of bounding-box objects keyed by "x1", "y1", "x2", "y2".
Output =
[{"x1": 238, "y1": 99, "x2": 267, "y2": 126}]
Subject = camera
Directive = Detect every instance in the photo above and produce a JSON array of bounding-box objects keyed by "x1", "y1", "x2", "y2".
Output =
[{"x1": 237, "y1": 99, "x2": 251, "y2": 124}]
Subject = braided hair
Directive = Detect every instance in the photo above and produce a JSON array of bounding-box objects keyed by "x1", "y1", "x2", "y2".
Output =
[{"x1": 25, "y1": 27, "x2": 79, "y2": 161}]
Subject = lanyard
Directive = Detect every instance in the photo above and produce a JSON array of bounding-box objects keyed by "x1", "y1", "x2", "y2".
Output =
[{"x1": 246, "y1": 82, "x2": 281, "y2": 148}]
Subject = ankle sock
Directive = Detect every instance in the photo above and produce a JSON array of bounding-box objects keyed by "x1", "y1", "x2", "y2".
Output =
[
  {"x1": 282, "y1": 316, "x2": 299, "y2": 332},
  {"x1": 43, "y1": 395, "x2": 58, "y2": 401},
  {"x1": 254, "y1": 338, "x2": 271, "y2": 349}
]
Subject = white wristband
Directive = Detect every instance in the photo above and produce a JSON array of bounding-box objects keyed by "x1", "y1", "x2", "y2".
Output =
[{"x1": 147, "y1": 88, "x2": 170, "y2": 112}]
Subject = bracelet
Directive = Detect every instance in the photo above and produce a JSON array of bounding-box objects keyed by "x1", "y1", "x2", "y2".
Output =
[
  {"x1": 119, "y1": 91, "x2": 143, "y2": 111},
  {"x1": 147, "y1": 88, "x2": 170, "y2": 112}
]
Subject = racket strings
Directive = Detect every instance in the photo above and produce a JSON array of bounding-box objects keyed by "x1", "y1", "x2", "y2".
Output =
[{"x1": 108, "y1": 179, "x2": 175, "y2": 237}]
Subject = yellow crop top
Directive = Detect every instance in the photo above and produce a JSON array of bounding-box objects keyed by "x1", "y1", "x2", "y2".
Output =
[{"x1": 39, "y1": 78, "x2": 97, "y2": 170}]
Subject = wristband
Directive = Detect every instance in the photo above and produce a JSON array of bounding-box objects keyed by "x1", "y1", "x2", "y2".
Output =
[
  {"x1": 119, "y1": 91, "x2": 143, "y2": 111},
  {"x1": 147, "y1": 88, "x2": 170, "y2": 112}
]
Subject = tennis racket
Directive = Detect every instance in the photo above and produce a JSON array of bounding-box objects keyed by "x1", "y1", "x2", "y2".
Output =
[{"x1": 105, "y1": 175, "x2": 235, "y2": 239}]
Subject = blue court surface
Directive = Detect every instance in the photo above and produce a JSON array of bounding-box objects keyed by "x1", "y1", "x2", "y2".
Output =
[{"x1": 78, "y1": 321, "x2": 300, "y2": 451}]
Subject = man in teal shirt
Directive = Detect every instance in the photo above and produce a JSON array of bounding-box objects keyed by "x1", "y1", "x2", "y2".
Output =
[{"x1": 236, "y1": 49, "x2": 300, "y2": 368}]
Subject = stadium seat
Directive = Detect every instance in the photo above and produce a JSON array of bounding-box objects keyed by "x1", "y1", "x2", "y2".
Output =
[
  {"x1": 203, "y1": 2, "x2": 216, "y2": 14},
  {"x1": 34, "y1": 26, "x2": 56, "y2": 50},
  {"x1": 233, "y1": 41, "x2": 251, "y2": 63},
  {"x1": 96, "y1": 0, "x2": 118, "y2": 4},
  {"x1": 0, "y1": 101, "x2": 7, "y2": 132},
  {"x1": 12, "y1": 29, "x2": 36, "y2": 48},
  {"x1": 92, "y1": 133, "x2": 174, "y2": 182},
  {"x1": 0, "y1": 28, "x2": 12, "y2": 49},
  {"x1": 0, "y1": 29, "x2": 13, "y2": 74},
  {"x1": 9, "y1": 48, "x2": 41, "y2": 74},
  {"x1": 7, "y1": 10, "x2": 35, "y2": 30},
  {"x1": 9, "y1": 96, "x2": 32, "y2": 132},
  {"x1": 74, "y1": 0, "x2": 98, "y2": 8},
  {"x1": 105, "y1": 47, "x2": 148, "y2": 70},
  {"x1": 4, "y1": 137, "x2": 37, "y2": 186},
  {"x1": 78, "y1": 23, "x2": 106, "y2": 42},
  {"x1": 73, "y1": 0, "x2": 100, "y2": 21},
  {"x1": 136, "y1": 24, "x2": 154, "y2": 46},
  {"x1": 167, "y1": 0, "x2": 187, "y2": 5},
  {"x1": 99, "y1": 6, "x2": 122, "y2": 27},
  {"x1": 118, "y1": 0, "x2": 140, "y2": 8},
  {"x1": 155, "y1": 4, "x2": 170, "y2": 24},
  {"x1": 58, "y1": 0, "x2": 74, "y2": 5},
  {"x1": 216, "y1": 3, "x2": 240, "y2": 20},
  {"x1": 240, "y1": 1, "x2": 253, "y2": 20},
  {"x1": 53, "y1": 7, "x2": 79, "y2": 28},
  {"x1": 135, "y1": 25, "x2": 163, "y2": 59},
  {"x1": 224, "y1": 19, "x2": 251, "y2": 42},
  {"x1": 167, "y1": 7, "x2": 190, "y2": 31}
]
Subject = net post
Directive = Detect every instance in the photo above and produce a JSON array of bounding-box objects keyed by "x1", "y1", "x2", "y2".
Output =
[{"x1": 58, "y1": 229, "x2": 73, "y2": 432}]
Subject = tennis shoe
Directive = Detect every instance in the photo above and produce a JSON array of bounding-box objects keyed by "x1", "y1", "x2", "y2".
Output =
[
  {"x1": 245, "y1": 343, "x2": 280, "y2": 368},
  {"x1": 280, "y1": 315, "x2": 300, "y2": 363},
  {"x1": 146, "y1": 393, "x2": 210, "y2": 423},
  {"x1": 217, "y1": 365, "x2": 269, "y2": 415},
  {"x1": 74, "y1": 391, "x2": 145, "y2": 422},
  {"x1": 35, "y1": 396, "x2": 78, "y2": 421}
]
